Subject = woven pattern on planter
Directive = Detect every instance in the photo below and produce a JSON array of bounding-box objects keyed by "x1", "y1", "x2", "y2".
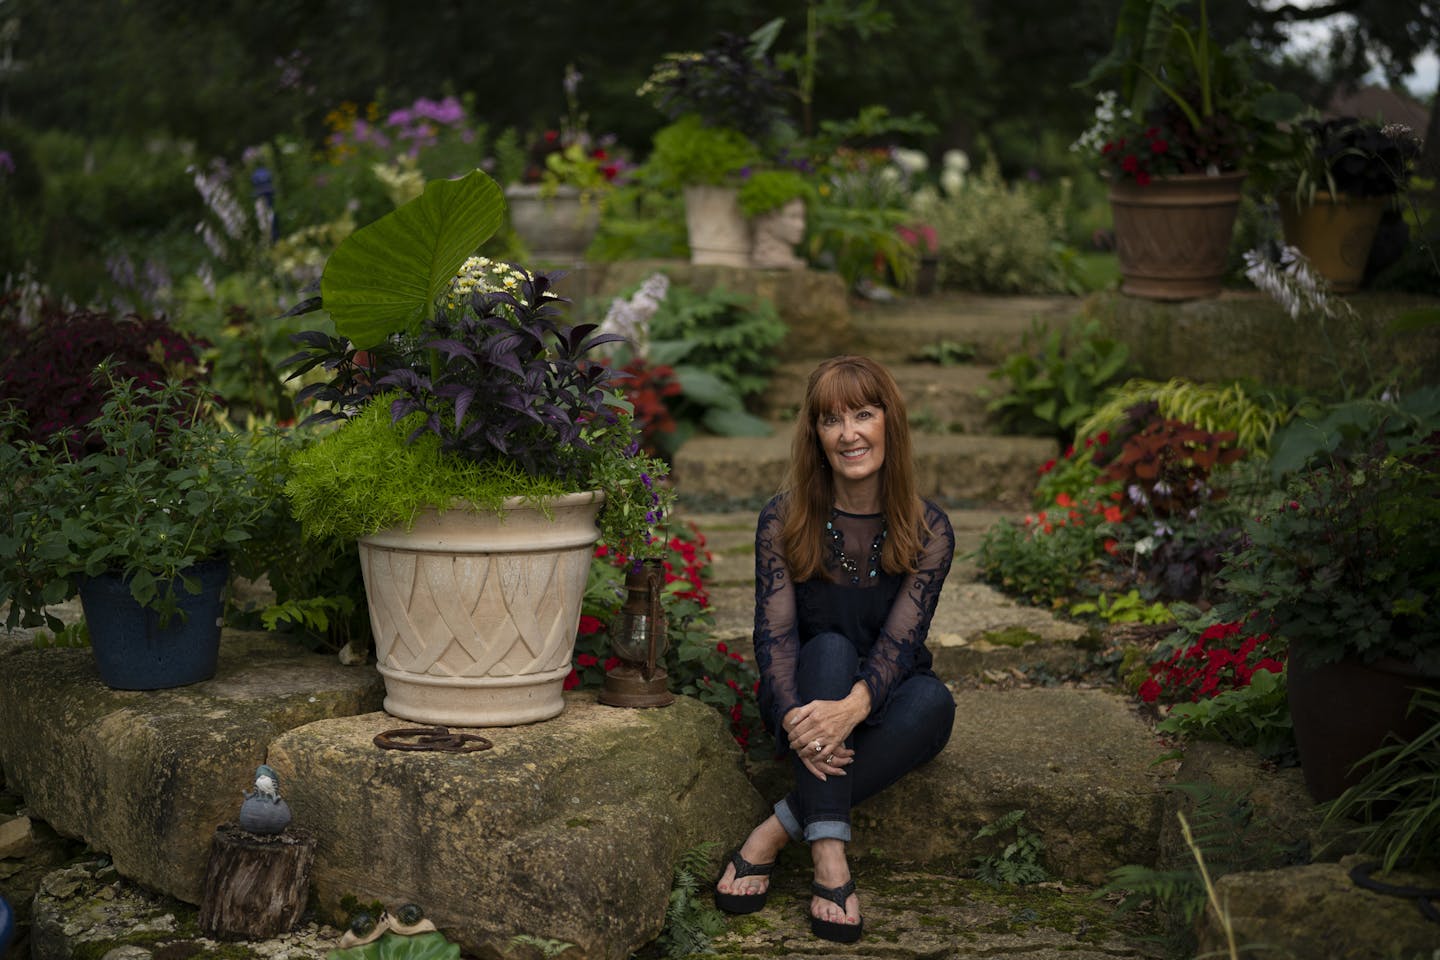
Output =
[{"x1": 362, "y1": 545, "x2": 590, "y2": 678}]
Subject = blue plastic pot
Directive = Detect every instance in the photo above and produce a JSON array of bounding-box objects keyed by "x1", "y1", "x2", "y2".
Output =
[
  {"x1": 1, "y1": 893, "x2": 14, "y2": 958},
  {"x1": 78, "y1": 558, "x2": 229, "y2": 690}
]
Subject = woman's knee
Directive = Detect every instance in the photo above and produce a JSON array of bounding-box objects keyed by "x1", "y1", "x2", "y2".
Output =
[
  {"x1": 898, "y1": 675, "x2": 955, "y2": 757},
  {"x1": 796, "y1": 632, "x2": 860, "y2": 694}
]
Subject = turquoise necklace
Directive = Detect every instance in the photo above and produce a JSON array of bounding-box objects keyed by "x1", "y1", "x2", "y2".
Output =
[{"x1": 826, "y1": 509, "x2": 887, "y2": 585}]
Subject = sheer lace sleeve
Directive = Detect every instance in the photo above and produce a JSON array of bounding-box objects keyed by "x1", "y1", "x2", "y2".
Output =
[
  {"x1": 857, "y1": 500, "x2": 954, "y2": 721},
  {"x1": 753, "y1": 496, "x2": 801, "y2": 738}
]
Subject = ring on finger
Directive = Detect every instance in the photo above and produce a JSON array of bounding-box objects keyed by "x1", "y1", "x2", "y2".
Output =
[
  {"x1": 824, "y1": 754, "x2": 834, "y2": 763},
  {"x1": 812, "y1": 740, "x2": 823, "y2": 753}
]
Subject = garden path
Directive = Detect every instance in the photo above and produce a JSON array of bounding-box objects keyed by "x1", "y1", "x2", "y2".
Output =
[{"x1": 666, "y1": 291, "x2": 1177, "y2": 956}]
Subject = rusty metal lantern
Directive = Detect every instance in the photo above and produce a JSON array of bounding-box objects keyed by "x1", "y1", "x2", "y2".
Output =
[{"x1": 599, "y1": 559, "x2": 674, "y2": 708}]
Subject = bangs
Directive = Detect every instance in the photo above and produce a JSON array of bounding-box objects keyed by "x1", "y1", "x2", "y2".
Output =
[{"x1": 809, "y1": 361, "x2": 885, "y2": 418}]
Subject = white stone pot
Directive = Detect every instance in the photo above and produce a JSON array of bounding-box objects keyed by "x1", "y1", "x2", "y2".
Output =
[
  {"x1": 504, "y1": 184, "x2": 601, "y2": 262},
  {"x1": 357, "y1": 491, "x2": 603, "y2": 727},
  {"x1": 683, "y1": 185, "x2": 751, "y2": 267}
]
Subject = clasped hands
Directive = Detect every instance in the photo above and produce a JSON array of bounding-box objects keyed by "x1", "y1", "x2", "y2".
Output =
[{"x1": 783, "y1": 685, "x2": 871, "y2": 781}]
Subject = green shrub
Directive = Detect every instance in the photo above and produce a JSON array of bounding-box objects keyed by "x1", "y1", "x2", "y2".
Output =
[
  {"x1": 586, "y1": 183, "x2": 688, "y2": 262},
  {"x1": 975, "y1": 511, "x2": 1111, "y2": 608},
  {"x1": 912, "y1": 156, "x2": 1068, "y2": 293},
  {"x1": 1216, "y1": 436, "x2": 1440, "y2": 675},
  {"x1": 647, "y1": 284, "x2": 787, "y2": 403},
  {"x1": 986, "y1": 316, "x2": 1130, "y2": 445},
  {"x1": 737, "y1": 169, "x2": 813, "y2": 217},
  {"x1": 646, "y1": 116, "x2": 760, "y2": 188},
  {"x1": 1156, "y1": 668, "x2": 1295, "y2": 759}
]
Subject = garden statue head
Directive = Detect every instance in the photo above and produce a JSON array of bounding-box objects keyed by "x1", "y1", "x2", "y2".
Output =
[{"x1": 751, "y1": 197, "x2": 806, "y2": 270}]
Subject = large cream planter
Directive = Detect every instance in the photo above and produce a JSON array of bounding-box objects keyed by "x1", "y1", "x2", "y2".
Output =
[
  {"x1": 683, "y1": 185, "x2": 751, "y2": 267},
  {"x1": 357, "y1": 491, "x2": 603, "y2": 727}
]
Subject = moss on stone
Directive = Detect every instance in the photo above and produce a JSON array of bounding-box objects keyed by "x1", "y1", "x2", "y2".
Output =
[{"x1": 976, "y1": 627, "x2": 1043, "y2": 648}]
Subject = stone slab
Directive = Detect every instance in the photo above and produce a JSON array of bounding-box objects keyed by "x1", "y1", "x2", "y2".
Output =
[
  {"x1": 0, "y1": 631, "x2": 384, "y2": 904},
  {"x1": 709, "y1": 862, "x2": 1164, "y2": 959},
  {"x1": 266, "y1": 692, "x2": 768, "y2": 960},
  {"x1": 29, "y1": 861, "x2": 336, "y2": 960},
  {"x1": 849, "y1": 293, "x2": 1080, "y2": 365},
  {"x1": 1090, "y1": 289, "x2": 1440, "y2": 393},
  {"x1": 852, "y1": 688, "x2": 1173, "y2": 884},
  {"x1": 1196, "y1": 856, "x2": 1440, "y2": 960}
]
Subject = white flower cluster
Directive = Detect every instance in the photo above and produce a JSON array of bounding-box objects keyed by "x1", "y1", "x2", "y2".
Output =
[
  {"x1": 940, "y1": 149, "x2": 970, "y2": 197},
  {"x1": 1071, "y1": 91, "x2": 1129, "y2": 156},
  {"x1": 443, "y1": 256, "x2": 531, "y2": 313},
  {"x1": 596, "y1": 271, "x2": 670, "y2": 358},
  {"x1": 1242, "y1": 245, "x2": 1350, "y2": 322}
]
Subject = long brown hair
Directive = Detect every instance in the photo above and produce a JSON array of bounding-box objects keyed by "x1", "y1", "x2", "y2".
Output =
[{"x1": 779, "y1": 356, "x2": 928, "y2": 581}]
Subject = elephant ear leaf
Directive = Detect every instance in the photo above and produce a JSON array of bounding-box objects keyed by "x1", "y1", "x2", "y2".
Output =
[{"x1": 321, "y1": 169, "x2": 505, "y2": 348}]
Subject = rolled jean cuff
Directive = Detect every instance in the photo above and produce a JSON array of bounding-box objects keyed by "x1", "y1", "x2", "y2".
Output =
[
  {"x1": 774, "y1": 799, "x2": 804, "y2": 843},
  {"x1": 803, "y1": 818, "x2": 851, "y2": 843}
]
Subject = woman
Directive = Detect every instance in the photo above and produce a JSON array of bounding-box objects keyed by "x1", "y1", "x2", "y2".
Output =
[{"x1": 714, "y1": 355, "x2": 956, "y2": 943}]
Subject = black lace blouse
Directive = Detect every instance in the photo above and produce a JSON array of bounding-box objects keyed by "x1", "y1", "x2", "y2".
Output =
[{"x1": 752, "y1": 495, "x2": 955, "y2": 748}]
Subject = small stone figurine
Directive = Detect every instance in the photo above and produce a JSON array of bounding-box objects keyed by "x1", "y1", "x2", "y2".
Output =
[{"x1": 238, "y1": 763, "x2": 292, "y2": 835}]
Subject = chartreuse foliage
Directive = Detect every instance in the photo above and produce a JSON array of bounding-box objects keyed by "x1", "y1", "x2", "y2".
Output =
[
  {"x1": 1078, "y1": 377, "x2": 1292, "y2": 455},
  {"x1": 284, "y1": 400, "x2": 572, "y2": 542}
]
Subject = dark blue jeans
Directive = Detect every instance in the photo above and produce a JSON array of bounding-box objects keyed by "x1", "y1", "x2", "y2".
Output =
[{"x1": 774, "y1": 631, "x2": 955, "y2": 843}]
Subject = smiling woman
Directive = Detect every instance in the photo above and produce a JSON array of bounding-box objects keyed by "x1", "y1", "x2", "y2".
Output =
[{"x1": 713, "y1": 356, "x2": 956, "y2": 945}]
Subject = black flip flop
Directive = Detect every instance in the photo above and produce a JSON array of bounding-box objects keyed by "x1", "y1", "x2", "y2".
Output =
[
  {"x1": 810, "y1": 879, "x2": 863, "y2": 943},
  {"x1": 713, "y1": 847, "x2": 775, "y2": 914}
]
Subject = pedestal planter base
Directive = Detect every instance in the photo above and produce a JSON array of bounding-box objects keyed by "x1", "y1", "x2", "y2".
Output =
[
  {"x1": 358, "y1": 492, "x2": 602, "y2": 727},
  {"x1": 1109, "y1": 172, "x2": 1246, "y2": 301}
]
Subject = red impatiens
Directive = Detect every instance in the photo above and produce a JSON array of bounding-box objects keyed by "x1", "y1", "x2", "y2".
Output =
[{"x1": 1139, "y1": 620, "x2": 1285, "y2": 705}]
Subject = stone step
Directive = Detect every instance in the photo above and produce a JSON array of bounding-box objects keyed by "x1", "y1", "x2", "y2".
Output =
[
  {"x1": 848, "y1": 292, "x2": 1080, "y2": 365},
  {"x1": 26, "y1": 851, "x2": 1165, "y2": 960},
  {"x1": 672, "y1": 432, "x2": 1056, "y2": 509},
  {"x1": 759, "y1": 359, "x2": 1003, "y2": 434}
]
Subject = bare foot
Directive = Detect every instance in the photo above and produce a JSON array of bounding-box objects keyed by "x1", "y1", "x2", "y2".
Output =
[
  {"x1": 715, "y1": 815, "x2": 789, "y2": 897},
  {"x1": 810, "y1": 838, "x2": 861, "y2": 926}
]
